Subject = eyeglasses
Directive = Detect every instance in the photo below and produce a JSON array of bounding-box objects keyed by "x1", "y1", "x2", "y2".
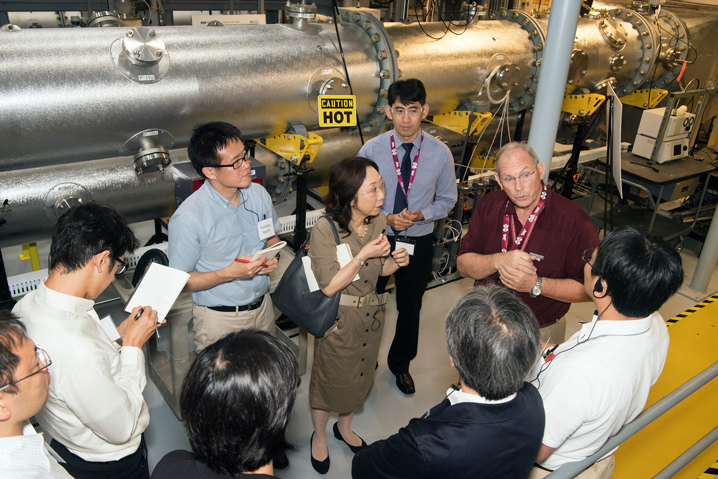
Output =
[
  {"x1": 0, "y1": 347, "x2": 52, "y2": 392},
  {"x1": 582, "y1": 247, "x2": 596, "y2": 266},
  {"x1": 213, "y1": 150, "x2": 250, "y2": 170},
  {"x1": 500, "y1": 170, "x2": 536, "y2": 185},
  {"x1": 391, "y1": 106, "x2": 423, "y2": 118},
  {"x1": 359, "y1": 182, "x2": 386, "y2": 198},
  {"x1": 114, "y1": 257, "x2": 128, "y2": 275}
]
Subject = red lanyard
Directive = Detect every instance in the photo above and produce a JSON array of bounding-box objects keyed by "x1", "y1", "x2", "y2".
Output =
[
  {"x1": 500, "y1": 183, "x2": 548, "y2": 253},
  {"x1": 390, "y1": 131, "x2": 424, "y2": 201}
]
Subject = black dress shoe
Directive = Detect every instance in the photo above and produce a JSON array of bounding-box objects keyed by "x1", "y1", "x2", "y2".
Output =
[
  {"x1": 273, "y1": 452, "x2": 289, "y2": 470},
  {"x1": 310, "y1": 432, "x2": 330, "y2": 474},
  {"x1": 395, "y1": 372, "x2": 416, "y2": 395},
  {"x1": 332, "y1": 422, "x2": 367, "y2": 454}
]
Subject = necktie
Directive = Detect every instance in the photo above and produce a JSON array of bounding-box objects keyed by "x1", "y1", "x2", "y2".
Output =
[{"x1": 393, "y1": 143, "x2": 413, "y2": 214}]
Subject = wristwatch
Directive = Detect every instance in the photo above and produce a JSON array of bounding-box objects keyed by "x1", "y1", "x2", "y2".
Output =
[{"x1": 529, "y1": 276, "x2": 543, "y2": 298}]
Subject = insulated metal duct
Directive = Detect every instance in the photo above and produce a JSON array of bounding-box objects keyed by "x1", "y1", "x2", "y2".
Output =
[{"x1": 1, "y1": 3, "x2": 716, "y2": 247}]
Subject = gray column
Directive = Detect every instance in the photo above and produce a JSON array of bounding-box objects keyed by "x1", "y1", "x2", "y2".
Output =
[
  {"x1": 689, "y1": 204, "x2": 718, "y2": 292},
  {"x1": 527, "y1": 0, "x2": 581, "y2": 181}
]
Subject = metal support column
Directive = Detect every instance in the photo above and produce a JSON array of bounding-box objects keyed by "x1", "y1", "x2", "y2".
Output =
[
  {"x1": 689, "y1": 201, "x2": 718, "y2": 292},
  {"x1": 527, "y1": 0, "x2": 581, "y2": 180}
]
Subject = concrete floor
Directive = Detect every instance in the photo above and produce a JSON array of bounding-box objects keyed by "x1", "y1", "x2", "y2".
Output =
[{"x1": 142, "y1": 234, "x2": 718, "y2": 478}]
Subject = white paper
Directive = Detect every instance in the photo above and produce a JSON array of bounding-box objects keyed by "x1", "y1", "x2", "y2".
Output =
[
  {"x1": 124, "y1": 262, "x2": 190, "y2": 322},
  {"x1": 302, "y1": 256, "x2": 321, "y2": 292},
  {"x1": 250, "y1": 241, "x2": 287, "y2": 262},
  {"x1": 336, "y1": 243, "x2": 360, "y2": 282},
  {"x1": 99, "y1": 315, "x2": 121, "y2": 342}
]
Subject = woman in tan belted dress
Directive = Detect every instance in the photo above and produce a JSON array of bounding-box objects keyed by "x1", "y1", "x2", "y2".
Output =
[{"x1": 308, "y1": 157, "x2": 409, "y2": 474}]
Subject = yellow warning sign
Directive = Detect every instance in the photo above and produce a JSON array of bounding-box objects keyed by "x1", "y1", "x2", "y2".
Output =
[{"x1": 318, "y1": 95, "x2": 357, "y2": 127}]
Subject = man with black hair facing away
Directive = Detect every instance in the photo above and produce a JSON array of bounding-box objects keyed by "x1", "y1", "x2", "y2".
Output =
[
  {"x1": 528, "y1": 226, "x2": 683, "y2": 478},
  {"x1": 151, "y1": 330, "x2": 300, "y2": 479},
  {"x1": 0, "y1": 310, "x2": 72, "y2": 479},
  {"x1": 169, "y1": 121, "x2": 282, "y2": 352},
  {"x1": 358, "y1": 78, "x2": 457, "y2": 395},
  {"x1": 352, "y1": 285, "x2": 545, "y2": 479},
  {"x1": 13, "y1": 203, "x2": 159, "y2": 479}
]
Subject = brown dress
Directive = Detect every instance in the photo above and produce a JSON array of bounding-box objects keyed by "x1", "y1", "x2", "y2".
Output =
[{"x1": 308, "y1": 215, "x2": 387, "y2": 413}]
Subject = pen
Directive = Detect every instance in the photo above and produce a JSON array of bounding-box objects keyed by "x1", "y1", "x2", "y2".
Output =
[
  {"x1": 134, "y1": 308, "x2": 144, "y2": 321},
  {"x1": 235, "y1": 258, "x2": 269, "y2": 268}
]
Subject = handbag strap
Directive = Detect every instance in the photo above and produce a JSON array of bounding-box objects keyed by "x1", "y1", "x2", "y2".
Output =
[{"x1": 323, "y1": 215, "x2": 341, "y2": 245}]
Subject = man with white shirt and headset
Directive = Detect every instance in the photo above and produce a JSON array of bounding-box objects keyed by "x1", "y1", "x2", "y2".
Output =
[{"x1": 528, "y1": 226, "x2": 683, "y2": 478}]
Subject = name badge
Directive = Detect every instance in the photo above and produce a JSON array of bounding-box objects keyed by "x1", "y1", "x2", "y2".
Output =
[
  {"x1": 257, "y1": 218, "x2": 275, "y2": 240},
  {"x1": 395, "y1": 238, "x2": 416, "y2": 256},
  {"x1": 99, "y1": 315, "x2": 121, "y2": 343}
]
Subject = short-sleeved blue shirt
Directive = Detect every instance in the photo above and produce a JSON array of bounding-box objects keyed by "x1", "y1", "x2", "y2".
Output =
[{"x1": 168, "y1": 181, "x2": 281, "y2": 307}]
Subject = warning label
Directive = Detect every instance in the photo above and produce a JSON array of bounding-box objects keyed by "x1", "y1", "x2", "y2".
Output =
[{"x1": 318, "y1": 95, "x2": 357, "y2": 127}]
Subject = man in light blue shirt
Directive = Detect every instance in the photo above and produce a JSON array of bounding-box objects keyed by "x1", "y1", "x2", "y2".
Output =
[
  {"x1": 358, "y1": 79, "x2": 457, "y2": 395},
  {"x1": 169, "y1": 122, "x2": 282, "y2": 352}
]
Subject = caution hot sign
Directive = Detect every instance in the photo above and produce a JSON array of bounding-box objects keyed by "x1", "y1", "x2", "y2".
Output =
[{"x1": 318, "y1": 95, "x2": 357, "y2": 127}]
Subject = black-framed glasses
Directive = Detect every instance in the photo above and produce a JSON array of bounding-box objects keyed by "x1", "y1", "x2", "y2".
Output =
[
  {"x1": 114, "y1": 257, "x2": 128, "y2": 275},
  {"x1": 582, "y1": 247, "x2": 596, "y2": 266},
  {"x1": 213, "y1": 150, "x2": 250, "y2": 170},
  {"x1": 0, "y1": 347, "x2": 51, "y2": 392}
]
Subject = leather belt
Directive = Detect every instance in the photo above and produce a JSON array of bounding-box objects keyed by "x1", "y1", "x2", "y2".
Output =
[
  {"x1": 207, "y1": 295, "x2": 264, "y2": 312},
  {"x1": 339, "y1": 292, "x2": 389, "y2": 308}
]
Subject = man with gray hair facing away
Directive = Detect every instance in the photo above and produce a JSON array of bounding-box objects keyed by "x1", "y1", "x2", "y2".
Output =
[{"x1": 352, "y1": 285, "x2": 545, "y2": 479}]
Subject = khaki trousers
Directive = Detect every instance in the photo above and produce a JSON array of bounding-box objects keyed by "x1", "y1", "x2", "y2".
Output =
[
  {"x1": 529, "y1": 454, "x2": 615, "y2": 479},
  {"x1": 540, "y1": 315, "x2": 568, "y2": 344},
  {"x1": 192, "y1": 294, "x2": 275, "y2": 351}
]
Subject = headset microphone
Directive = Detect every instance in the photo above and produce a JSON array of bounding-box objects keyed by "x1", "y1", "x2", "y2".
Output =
[{"x1": 593, "y1": 280, "x2": 604, "y2": 293}]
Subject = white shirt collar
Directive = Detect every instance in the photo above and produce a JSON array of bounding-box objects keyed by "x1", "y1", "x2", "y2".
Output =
[{"x1": 446, "y1": 388, "x2": 517, "y2": 406}]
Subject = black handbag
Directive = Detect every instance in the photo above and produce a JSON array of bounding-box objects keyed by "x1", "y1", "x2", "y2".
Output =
[{"x1": 272, "y1": 216, "x2": 341, "y2": 338}]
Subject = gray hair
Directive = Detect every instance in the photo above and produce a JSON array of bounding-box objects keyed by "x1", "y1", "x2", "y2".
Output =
[
  {"x1": 445, "y1": 285, "x2": 540, "y2": 399},
  {"x1": 495, "y1": 142, "x2": 540, "y2": 176}
]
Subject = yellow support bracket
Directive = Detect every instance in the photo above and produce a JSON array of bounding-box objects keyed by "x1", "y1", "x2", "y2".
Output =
[
  {"x1": 561, "y1": 93, "x2": 605, "y2": 116},
  {"x1": 260, "y1": 132, "x2": 323, "y2": 165},
  {"x1": 425, "y1": 111, "x2": 492, "y2": 136},
  {"x1": 19, "y1": 242, "x2": 41, "y2": 271},
  {"x1": 620, "y1": 88, "x2": 669, "y2": 109}
]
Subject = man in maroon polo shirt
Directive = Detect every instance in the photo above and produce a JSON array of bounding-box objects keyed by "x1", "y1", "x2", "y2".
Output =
[{"x1": 457, "y1": 142, "x2": 599, "y2": 342}]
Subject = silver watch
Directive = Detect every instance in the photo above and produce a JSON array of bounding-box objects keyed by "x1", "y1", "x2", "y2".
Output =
[{"x1": 529, "y1": 276, "x2": 543, "y2": 298}]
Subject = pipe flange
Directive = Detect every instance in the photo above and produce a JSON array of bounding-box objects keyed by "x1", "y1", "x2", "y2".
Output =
[
  {"x1": 88, "y1": 11, "x2": 125, "y2": 28},
  {"x1": 608, "y1": 8, "x2": 657, "y2": 96},
  {"x1": 110, "y1": 27, "x2": 170, "y2": 83},
  {"x1": 598, "y1": 15, "x2": 627, "y2": 50},
  {"x1": 497, "y1": 9, "x2": 544, "y2": 113},
  {"x1": 338, "y1": 8, "x2": 398, "y2": 135},
  {"x1": 43, "y1": 184, "x2": 91, "y2": 222},
  {"x1": 285, "y1": 1, "x2": 317, "y2": 28},
  {"x1": 0, "y1": 24, "x2": 22, "y2": 32},
  {"x1": 648, "y1": 10, "x2": 690, "y2": 89},
  {"x1": 133, "y1": 148, "x2": 171, "y2": 174},
  {"x1": 307, "y1": 68, "x2": 350, "y2": 112},
  {"x1": 121, "y1": 129, "x2": 175, "y2": 174}
]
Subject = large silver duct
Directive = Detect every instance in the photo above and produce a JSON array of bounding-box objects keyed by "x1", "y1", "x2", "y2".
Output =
[{"x1": 1, "y1": 3, "x2": 717, "y2": 247}]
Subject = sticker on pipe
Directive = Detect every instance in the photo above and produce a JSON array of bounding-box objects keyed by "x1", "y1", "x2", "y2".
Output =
[{"x1": 318, "y1": 95, "x2": 357, "y2": 127}]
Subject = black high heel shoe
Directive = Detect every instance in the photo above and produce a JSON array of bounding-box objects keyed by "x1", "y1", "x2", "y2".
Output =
[
  {"x1": 333, "y1": 422, "x2": 367, "y2": 454},
  {"x1": 310, "y1": 432, "x2": 330, "y2": 474}
]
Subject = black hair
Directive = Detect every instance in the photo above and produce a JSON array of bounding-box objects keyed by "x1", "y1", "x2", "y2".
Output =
[
  {"x1": 49, "y1": 202, "x2": 138, "y2": 273},
  {"x1": 324, "y1": 157, "x2": 380, "y2": 236},
  {"x1": 180, "y1": 330, "x2": 300, "y2": 476},
  {"x1": 188, "y1": 121, "x2": 243, "y2": 178},
  {"x1": 0, "y1": 310, "x2": 28, "y2": 394},
  {"x1": 446, "y1": 286, "x2": 540, "y2": 400},
  {"x1": 387, "y1": 79, "x2": 427, "y2": 107},
  {"x1": 592, "y1": 226, "x2": 683, "y2": 318}
]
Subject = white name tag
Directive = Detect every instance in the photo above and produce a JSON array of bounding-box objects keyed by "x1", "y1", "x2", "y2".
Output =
[
  {"x1": 395, "y1": 239, "x2": 416, "y2": 256},
  {"x1": 99, "y1": 315, "x2": 121, "y2": 343},
  {"x1": 257, "y1": 218, "x2": 275, "y2": 240}
]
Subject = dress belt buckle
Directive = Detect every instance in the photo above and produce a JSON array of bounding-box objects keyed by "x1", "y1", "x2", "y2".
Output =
[{"x1": 354, "y1": 295, "x2": 365, "y2": 308}]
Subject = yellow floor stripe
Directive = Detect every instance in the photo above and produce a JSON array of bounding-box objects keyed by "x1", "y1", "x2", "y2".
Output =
[{"x1": 613, "y1": 294, "x2": 718, "y2": 479}]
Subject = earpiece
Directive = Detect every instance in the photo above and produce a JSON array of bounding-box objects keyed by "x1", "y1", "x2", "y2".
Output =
[{"x1": 593, "y1": 280, "x2": 604, "y2": 293}]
